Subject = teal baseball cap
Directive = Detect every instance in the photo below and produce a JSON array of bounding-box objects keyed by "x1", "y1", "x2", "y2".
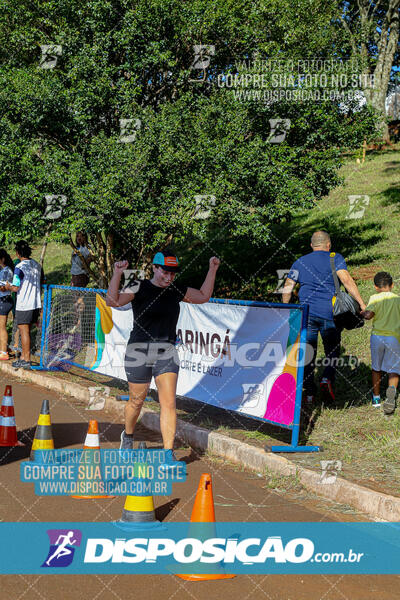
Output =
[{"x1": 152, "y1": 251, "x2": 180, "y2": 272}]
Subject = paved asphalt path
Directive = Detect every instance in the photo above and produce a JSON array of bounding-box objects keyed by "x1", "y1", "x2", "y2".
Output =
[{"x1": 0, "y1": 374, "x2": 399, "y2": 600}]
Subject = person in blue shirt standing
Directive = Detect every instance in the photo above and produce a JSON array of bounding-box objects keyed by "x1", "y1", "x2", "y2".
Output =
[{"x1": 282, "y1": 231, "x2": 366, "y2": 405}]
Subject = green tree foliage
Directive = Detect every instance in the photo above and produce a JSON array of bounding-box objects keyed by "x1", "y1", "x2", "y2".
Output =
[{"x1": 0, "y1": 0, "x2": 378, "y2": 284}]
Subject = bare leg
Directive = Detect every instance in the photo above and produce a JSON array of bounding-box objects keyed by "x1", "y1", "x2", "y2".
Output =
[
  {"x1": 125, "y1": 382, "x2": 150, "y2": 435},
  {"x1": 388, "y1": 373, "x2": 399, "y2": 389},
  {"x1": 0, "y1": 315, "x2": 8, "y2": 353},
  {"x1": 372, "y1": 370, "x2": 381, "y2": 396},
  {"x1": 18, "y1": 324, "x2": 31, "y2": 362},
  {"x1": 13, "y1": 327, "x2": 20, "y2": 351},
  {"x1": 155, "y1": 372, "x2": 178, "y2": 450}
]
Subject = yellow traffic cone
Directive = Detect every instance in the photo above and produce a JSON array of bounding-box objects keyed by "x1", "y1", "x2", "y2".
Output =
[
  {"x1": 114, "y1": 494, "x2": 164, "y2": 531},
  {"x1": 30, "y1": 399, "x2": 54, "y2": 461},
  {"x1": 114, "y1": 441, "x2": 163, "y2": 531}
]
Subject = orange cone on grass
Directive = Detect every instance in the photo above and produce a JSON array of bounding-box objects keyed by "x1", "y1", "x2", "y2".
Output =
[
  {"x1": 176, "y1": 473, "x2": 235, "y2": 581},
  {"x1": 0, "y1": 385, "x2": 24, "y2": 447},
  {"x1": 71, "y1": 420, "x2": 114, "y2": 499}
]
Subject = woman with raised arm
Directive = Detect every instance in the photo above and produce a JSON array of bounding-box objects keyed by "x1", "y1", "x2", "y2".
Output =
[{"x1": 106, "y1": 250, "x2": 220, "y2": 468}]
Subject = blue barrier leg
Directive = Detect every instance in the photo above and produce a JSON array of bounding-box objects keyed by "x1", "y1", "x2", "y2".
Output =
[
  {"x1": 44, "y1": 285, "x2": 52, "y2": 361},
  {"x1": 30, "y1": 286, "x2": 48, "y2": 371},
  {"x1": 268, "y1": 305, "x2": 321, "y2": 453},
  {"x1": 270, "y1": 412, "x2": 321, "y2": 452},
  {"x1": 32, "y1": 285, "x2": 62, "y2": 371},
  {"x1": 39, "y1": 285, "x2": 48, "y2": 368},
  {"x1": 270, "y1": 444, "x2": 321, "y2": 452}
]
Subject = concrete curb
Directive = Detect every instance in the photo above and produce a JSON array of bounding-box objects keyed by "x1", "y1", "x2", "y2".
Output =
[{"x1": 2, "y1": 363, "x2": 399, "y2": 521}]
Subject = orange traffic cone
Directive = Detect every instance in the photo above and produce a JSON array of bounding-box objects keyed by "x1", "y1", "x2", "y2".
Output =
[
  {"x1": 71, "y1": 420, "x2": 114, "y2": 499},
  {"x1": 0, "y1": 385, "x2": 24, "y2": 447},
  {"x1": 176, "y1": 473, "x2": 235, "y2": 581}
]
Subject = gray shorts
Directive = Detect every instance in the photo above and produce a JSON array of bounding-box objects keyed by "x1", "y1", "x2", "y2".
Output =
[
  {"x1": 124, "y1": 342, "x2": 179, "y2": 383},
  {"x1": 371, "y1": 334, "x2": 400, "y2": 374},
  {"x1": 15, "y1": 308, "x2": 40, "y2": 325}
]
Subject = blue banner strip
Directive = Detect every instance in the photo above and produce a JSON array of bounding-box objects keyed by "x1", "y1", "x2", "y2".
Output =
[{"x1": 1, "y1": 522, "x2": 400, "y2": 574}]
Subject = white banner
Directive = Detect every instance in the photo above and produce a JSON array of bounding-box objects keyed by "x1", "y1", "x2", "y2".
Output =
[{"x1": 91, "y1": 296, "x2": 304, "y2": 426}]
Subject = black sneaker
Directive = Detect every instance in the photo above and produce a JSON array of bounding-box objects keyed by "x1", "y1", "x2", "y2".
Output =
[
  {"x1": 119, "y1": 430, "x2": 134, "y2": 450},
  {"x1": 13, "y1": 359, "x2": 31, "y2": 370}
]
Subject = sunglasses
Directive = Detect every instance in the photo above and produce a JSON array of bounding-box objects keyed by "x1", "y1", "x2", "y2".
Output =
[{"x1": 161, "y1": 269, "x2": 179, "y2": 278}]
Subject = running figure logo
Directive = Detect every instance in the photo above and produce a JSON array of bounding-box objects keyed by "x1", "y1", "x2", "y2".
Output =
[
  {"x1": 241, "y1": 384, "x2": 265, "y2": 408},
  {"x1": 41, "y1": 529, "x2": 82, "y2": 568}
]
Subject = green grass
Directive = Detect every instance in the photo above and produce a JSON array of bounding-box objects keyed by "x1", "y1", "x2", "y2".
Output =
[
  {"x1": 38, "y1": 242, "x2": 73, "y2": 285},
  {"x1": 262, "y1": 467, "x2": 304, "y2": 493},
  {"x1": 5, "y1": 241, "x2": 72, "y2": 286}
]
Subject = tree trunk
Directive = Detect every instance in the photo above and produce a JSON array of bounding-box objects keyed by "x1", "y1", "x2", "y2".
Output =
[
  {"x1": 105, "y1": 232, "x2": 115, "y2": 283},
  {"x1": 95, "y1": 232, "x2": 108, "y2": 288},
  {"x1": 39, "y1": 224, "x2": 52, "y2": 269},
  {"x1": 140, "y1": 253, "x2": 154, "y2": 277},
  {"x1": 364, "y1": 83, "x2": 390, "y2": 139},
  {"x1": 371, "y1": 0, "x2": 398, "y2": 140},
  {"x1": 345, "y1": 0, "x2": 400, "y2": 142}
]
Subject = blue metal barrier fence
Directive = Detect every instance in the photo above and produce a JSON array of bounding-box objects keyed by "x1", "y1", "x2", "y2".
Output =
[{"x1": 32, "y1": 285, "x2": 319, "y2": 453}]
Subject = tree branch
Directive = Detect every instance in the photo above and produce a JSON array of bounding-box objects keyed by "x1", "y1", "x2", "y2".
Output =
[{"x1": 340, "y1": 15, "x2": 359, "y2": 56}]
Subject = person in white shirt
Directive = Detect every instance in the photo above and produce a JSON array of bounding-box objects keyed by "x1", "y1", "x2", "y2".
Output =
[
  {"x1": 0, "y1": 250, "x2": 15, "y2": 360},
  {"x1": 5, "y1": 241, "x2": 44, "y2": 370},
  {"x1": 71, "y1": 232, "x2": 92, "y2": 287}
]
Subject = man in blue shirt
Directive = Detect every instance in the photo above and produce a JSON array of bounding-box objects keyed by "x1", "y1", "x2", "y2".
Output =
[{"x1": 282, "y1": 231, "x2": 366, "y2": 404}]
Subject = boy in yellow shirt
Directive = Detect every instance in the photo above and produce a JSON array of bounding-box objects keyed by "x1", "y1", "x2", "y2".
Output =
[{"x1": 362, "y1": 272, "x2": 400, "y2": 414}]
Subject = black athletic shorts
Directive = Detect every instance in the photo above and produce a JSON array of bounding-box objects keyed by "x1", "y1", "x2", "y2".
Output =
[
  {"x1": 0, "y1": 296, "x2": 13, "y2": 316},
  {"x1": 15, "y1": 308, "x2": 40, "y2": 325},
  {"x1": 124, "y1": 342, "x2": 180, "y2": 384}
]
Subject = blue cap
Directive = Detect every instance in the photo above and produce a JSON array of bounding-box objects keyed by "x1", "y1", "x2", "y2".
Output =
[{"x1": 152, "y1": 251, "x2": 180, "y2": 272}]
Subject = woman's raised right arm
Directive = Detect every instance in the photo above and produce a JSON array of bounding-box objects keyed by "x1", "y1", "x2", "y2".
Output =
[{"x1": 106, "y1": 261, "x2": 135, "y2": 307}]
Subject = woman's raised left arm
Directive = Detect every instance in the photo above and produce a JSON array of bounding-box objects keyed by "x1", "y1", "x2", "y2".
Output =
[{"x1": 183, "y1": 257, "x2": 220, "y2": 304}]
